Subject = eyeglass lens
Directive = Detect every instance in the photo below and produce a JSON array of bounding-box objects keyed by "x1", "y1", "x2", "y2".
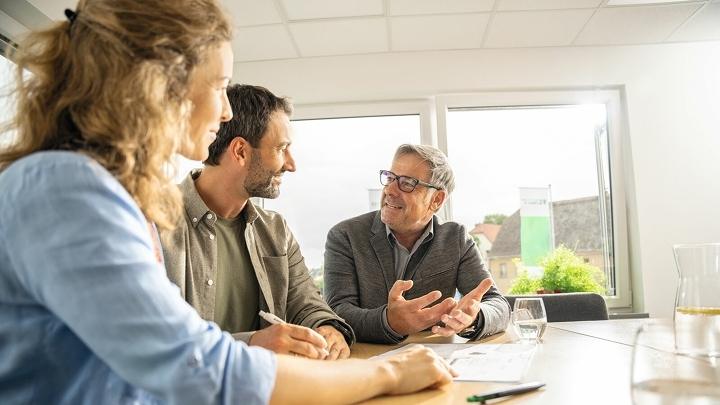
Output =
[{"x1": 380, "y1": 170, "x2": 418, "y2": 192}]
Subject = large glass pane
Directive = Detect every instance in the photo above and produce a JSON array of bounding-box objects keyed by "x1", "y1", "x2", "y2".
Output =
[
  {"x1": 262, "y1": 115, "x2": 421, "y2": 291},
  {"x1": 446, "y1": 105, "x2": 613, "y2": 295}
]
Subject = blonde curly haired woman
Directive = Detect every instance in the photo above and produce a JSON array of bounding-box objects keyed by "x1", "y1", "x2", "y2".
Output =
[{"x1": 0, "y1": 1, "x2": 455, "y2": 404}]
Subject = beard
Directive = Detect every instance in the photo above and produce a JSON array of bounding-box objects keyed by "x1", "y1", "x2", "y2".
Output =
[{"x1": 245, "y1": 149, "x2": 282, "y2": 199}]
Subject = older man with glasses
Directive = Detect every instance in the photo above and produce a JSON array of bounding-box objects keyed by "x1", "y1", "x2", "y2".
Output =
[{"x1": 323, "y1": 144, "x2": 511, "y2": 344}]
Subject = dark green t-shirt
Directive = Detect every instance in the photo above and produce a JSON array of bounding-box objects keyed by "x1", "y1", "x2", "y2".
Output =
[{"x1": 213, "y1": 212, "x2": 259, "y2": 334}]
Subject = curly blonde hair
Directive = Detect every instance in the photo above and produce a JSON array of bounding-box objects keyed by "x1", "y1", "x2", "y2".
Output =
[{"x1": 0, "y1": 0, "x2": 232, "y2": 229}]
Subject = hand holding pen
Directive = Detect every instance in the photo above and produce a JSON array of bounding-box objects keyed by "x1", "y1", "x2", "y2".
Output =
[{"x1": 251, "y1": 310, "x2": 330, "y2": 359}]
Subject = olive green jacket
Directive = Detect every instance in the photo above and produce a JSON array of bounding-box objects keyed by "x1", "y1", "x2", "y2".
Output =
[{"x1": 160, "y1": 170, "x2": 354, "y2": 345}]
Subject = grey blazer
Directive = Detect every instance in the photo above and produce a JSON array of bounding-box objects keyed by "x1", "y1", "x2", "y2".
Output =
[{"x1": 324, "y1": 210, "x2": 510, "y2": 344}]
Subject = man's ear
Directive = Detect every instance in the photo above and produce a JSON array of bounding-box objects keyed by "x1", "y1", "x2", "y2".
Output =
[
  {"x1": 429, "y1": 189, "x2": 447, "y2": 212},
  {"x1": 229, "y1": 137, "x2": 249, "y2": 165}
]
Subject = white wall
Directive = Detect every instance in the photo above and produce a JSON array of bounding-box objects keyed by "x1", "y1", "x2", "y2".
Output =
[{"x1": 234, "y1": 41, "x2": 720, "y2": 318}]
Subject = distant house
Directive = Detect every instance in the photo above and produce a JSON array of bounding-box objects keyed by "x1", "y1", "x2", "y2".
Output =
[
  {"x1": 469, "y1": 223, "x2": 501, "y2": 262},
  {"x1": 488, "y1": 195, "x2": 611, "y2": 294}
]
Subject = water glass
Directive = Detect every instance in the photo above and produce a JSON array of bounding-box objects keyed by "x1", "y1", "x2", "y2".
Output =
[
  {"x1": 512, "y1": 298, "x2": 547, "y2": 342},
  {"x1": 631, "y1": 323, "x2": 720, "y2": 405}
]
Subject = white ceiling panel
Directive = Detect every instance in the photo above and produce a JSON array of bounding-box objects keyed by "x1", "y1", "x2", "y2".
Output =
[
  {"x1": 281, "y1": 0, "x2": 384, "y2": 21},
  {"x1": 485, "y1": 9, "x2": 595, "y2": 48},
  {"x1": 667, "y1": 2, "x2": 720, "y2": 42},
  {"x1": 390, "y1": 0, "x2": 494, "y2": 16},
  {"x1": 232, "y1": 25, "x2": 297, "y2": 62},
  {"x1": 391, "y1": 14, "x2": 490, "y2": 52},
  {"x1": 225, "y1": 0, "x2": 283, "y2": 27},
  {"x1": 289, "y1": 18, "x2": 388, "y2": 57},
  {"x1": 574, "y1": 3, "x2": 703, "y2": 45},
  {"x1": 498, "y1": 0, "x2": 603, "y2": 11}
]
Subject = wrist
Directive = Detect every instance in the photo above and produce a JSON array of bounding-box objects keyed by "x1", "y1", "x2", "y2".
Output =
[{"x1": 376, "y1": 359, "x2": 400, "y2": 395}]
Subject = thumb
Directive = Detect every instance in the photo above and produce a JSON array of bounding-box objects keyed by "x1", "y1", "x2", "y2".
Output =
[
  {"x1": 467, "y1": 278, "x2": 494, "y2": 300},
  {"x1": 389, "y1": 279, "x2": 413, "y2": 300}
]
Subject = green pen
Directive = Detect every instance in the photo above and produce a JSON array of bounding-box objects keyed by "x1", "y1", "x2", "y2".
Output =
[{"x1": 467, "y1": 381, "x2": 546, "y2": 403}]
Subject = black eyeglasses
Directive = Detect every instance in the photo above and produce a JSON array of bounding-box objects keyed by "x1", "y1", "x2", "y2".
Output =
[{"x1": 379, "y1": 170, "x2": 441, "y2": 193}]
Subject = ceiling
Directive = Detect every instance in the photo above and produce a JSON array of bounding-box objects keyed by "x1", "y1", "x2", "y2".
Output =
[{"x1": 1, "y1": 0, "x2": 719, "y2": 63}]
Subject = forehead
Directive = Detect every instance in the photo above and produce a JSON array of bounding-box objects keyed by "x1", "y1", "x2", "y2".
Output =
[
  {"x1": 390, "y1": 153, "x2": 430, "y2": 180},
  {"x1": 192, "y1": 41, "x2": 233, "y2": 82},
  {"x1": 260, "y1": 111, "x2": 292, "y2": 145}
]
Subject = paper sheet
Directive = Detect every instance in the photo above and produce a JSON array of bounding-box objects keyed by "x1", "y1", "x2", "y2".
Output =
[{"x1": 370, "y1": 343, "x2": 537, "y2": 382}]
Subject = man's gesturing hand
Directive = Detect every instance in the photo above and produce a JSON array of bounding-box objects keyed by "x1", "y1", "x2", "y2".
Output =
[
  {"x1": 432, "y1": 278, "x2": 493, "y2": 337},
  {"x1": 386, "y1": 280, "x2": 456, "y2": 336}
]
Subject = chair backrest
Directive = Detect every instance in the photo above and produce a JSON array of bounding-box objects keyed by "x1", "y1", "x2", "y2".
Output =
[{"x1": 505, "y1": 292, "x2": 609, "y2": 322}]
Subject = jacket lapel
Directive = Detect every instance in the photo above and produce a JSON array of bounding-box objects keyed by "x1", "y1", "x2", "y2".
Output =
[{"x1": 369, "y1": 211, "x2": 397, "y2": 292}]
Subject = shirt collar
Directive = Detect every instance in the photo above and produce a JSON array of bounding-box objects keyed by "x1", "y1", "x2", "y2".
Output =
[
  {"x1": 385, "y1": 219, "x2": 435, "y2": 246},
  {"x1": 180, "y1": 168, "x2": 259, "y2": 227}
]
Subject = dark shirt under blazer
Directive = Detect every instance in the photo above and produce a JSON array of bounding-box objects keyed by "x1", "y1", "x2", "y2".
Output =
[{"x1": 324, "y1": 210, "x2": 510, "y2": 344}]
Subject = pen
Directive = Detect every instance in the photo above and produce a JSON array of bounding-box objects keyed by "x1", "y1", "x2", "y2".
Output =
[
  {"x1": 258, "y1": 310, "x2": 330, "y2": 358},
  {"x1": 467, "y1": 381, "x2": 545, "y2": 403}
]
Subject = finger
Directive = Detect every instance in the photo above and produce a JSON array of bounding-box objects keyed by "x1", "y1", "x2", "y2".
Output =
[
  {"x1": 289, "y1": 341, "x2": 325, "y2": 359},
  {"x1": 407, "y1": 290, "x2": 445, "y2": 312},
  {"x1": 389, "y1": 279, "x2": 413, "y2": 301},
  {"x1": 464, "y1": 278, "x2": 494, "y2": 301},
  {"x1": 325, "y1": 345, "x2": 341, "y2": 361},
  {"x1": 420, "y1": 297, "x2": 456, "y2": 321},
  {"x1": 288, "y1": 325, "x2": 329, "y2": 349},
  {"x1": 456, "y1": 299, "x2": 481, "y2": 317},
  {"x1": 337, "y1": 345, "x2": 351, "y2": 359}
]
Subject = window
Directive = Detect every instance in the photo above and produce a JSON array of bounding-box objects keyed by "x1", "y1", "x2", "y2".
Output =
[
  {"x1": 437, "y1": 90, "x2": 630, "y2": 309},
  {"x1": 0, "y1": 55, "x2": 18, "y2": 148},
  {"x1": 174, "y1": 91, "x2": 631, "y2": 311}
]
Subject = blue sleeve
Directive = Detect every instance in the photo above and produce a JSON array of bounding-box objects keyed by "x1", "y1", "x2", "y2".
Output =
[{"x1": 1, "y1": 154, "x2": 276, "y2": 405}]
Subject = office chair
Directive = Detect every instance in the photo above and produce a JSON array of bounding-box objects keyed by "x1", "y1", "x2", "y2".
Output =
[{"x1": 505, "y1": 292, "x2": 609, "y2": 322}]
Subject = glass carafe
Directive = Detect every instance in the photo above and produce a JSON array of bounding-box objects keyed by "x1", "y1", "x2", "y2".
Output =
[{"x1": 672, "y1": 243, "x2": 720, "y2": 356}]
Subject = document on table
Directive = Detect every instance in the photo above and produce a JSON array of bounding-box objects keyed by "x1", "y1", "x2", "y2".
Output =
[{"x1": 370, "y1": 343, "x2": 537, "y2": 382}]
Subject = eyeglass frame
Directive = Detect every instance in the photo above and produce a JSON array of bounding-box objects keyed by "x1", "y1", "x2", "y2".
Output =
[{"x1": 379, "y1": 169, "x2": 442, "y2": 193}]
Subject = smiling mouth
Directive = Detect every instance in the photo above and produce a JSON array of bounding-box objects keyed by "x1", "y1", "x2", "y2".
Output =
[{"x1": 384, "y1": 202, "x2": 403, "y2": 210}]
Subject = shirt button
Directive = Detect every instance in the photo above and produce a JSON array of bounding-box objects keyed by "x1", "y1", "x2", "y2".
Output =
[
  {"x1": 192, "y1": 217, "x2": 198, "y2": 223},
  {"x1": 209, "y1": 234, "x2": 215, "y2": 240},
  {"x1": 206, "y1": 214, "x2": 213, "y2": 219},
  {"x1": 207, "y1": 279, "x2": 214, "y2": 286}
]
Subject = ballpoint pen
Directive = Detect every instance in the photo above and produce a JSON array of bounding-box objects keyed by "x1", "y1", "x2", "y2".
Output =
[
  {"x1": 258, "y1": 310, "x2": 330, "y2": 357},
  {"x1": 467, "y1": 381, "x2": 546, "y2": 403}
]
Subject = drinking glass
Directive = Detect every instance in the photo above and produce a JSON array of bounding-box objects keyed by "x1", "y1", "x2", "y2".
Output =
[
  {"x1": 631, "y1": 323, "x2": 720, "y2": 405},
  {"x1": 512, "y1": 298, "x2": 547, "y2": 342},
  {"x1": 673, "y1": 243, "x2": 720, "y2": 357}
]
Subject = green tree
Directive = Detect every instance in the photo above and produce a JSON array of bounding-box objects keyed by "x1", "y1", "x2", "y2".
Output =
[{"x1": 483, "y1": 214, "x2": 507, "y2": 225}]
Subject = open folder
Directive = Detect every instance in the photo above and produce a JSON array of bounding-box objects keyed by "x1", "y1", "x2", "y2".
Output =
[{"x1": 370, "y1": 343, "x2": 537, "y2": 382}]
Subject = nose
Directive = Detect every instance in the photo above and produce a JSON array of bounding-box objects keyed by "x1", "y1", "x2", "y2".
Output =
[
  {"x1": 384, "y1": 178, "x2": 401, "y2": 196},
  {"x1": 220, "y1": 91, "x2": 233, "y2": 122},
  {"x1": 283, "y1": 147, "x2": 296, "y2": 172}
]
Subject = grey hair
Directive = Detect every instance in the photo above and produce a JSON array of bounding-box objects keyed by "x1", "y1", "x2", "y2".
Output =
[{"x1": 393, "y1": 144, "x2": 455, "y2": 194}]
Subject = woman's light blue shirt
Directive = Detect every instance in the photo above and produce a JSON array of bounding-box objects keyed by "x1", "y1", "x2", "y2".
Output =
[{"x1": 0, "y1": 151, "x2": 276, "y2": 405}]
